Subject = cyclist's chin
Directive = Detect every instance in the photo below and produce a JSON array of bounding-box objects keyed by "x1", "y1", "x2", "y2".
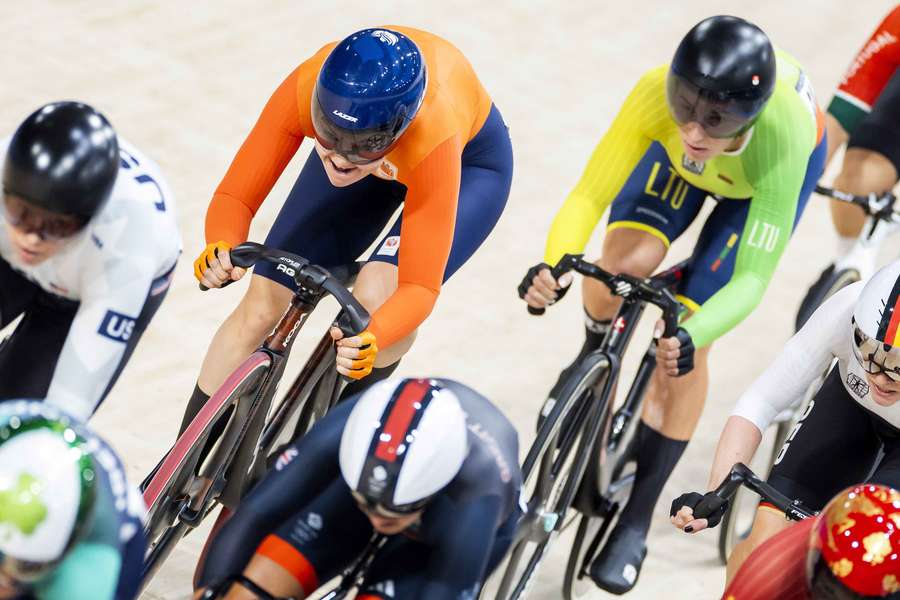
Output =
[
  {"x1": 10, "y1": 239, "x2": 53, "y2": 265},
  {"x1": 867, "y1": 378, "x2": 900, "y2": 406}
]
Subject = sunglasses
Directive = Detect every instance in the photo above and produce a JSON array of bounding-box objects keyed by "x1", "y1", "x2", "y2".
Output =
[
  {"x1": 853, "y1": 324, "x2": 900, "y2": 382},
  {"x1": 2, "y1": 195, "x2": 85, "y2": 241}
]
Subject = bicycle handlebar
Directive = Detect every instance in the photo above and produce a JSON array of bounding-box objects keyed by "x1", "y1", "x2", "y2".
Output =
[
  {"x1": 201, "y1": 574, "x2": 294, "y2": 600},
  {"x1": 529, "y1": 254, "x2": 682, "y2": 337},
  {"x1": 695, "y1": 463, "x2": 817, "y2": 522},
  {"x1": 815, "y1": 184, "x2": 900, "y2": 221},
  {"x1": 207, "y1": 242, "x2": 370, "y2": 337}
]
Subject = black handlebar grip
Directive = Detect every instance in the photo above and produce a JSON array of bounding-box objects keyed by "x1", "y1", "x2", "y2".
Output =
[
  {"x1": 528, "y1": 305, "x2": 546, "y2": 316},
  {"x1": 229, "y1": 242, "x2": 266, "y2": 270},
  {"x1": 659, "y1": 289, "x2": 681, "y2": 338},
  {"x1": 323, "y1": 278, "x2": 371, "y2": 337}
]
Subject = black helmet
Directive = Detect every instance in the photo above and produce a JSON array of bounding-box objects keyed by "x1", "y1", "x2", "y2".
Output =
[
  {"x1": 666, "y1": 15, "x2": 776, "y2": 138},
  {"x1": 3, "y1": 102, "x2": 119, "y2": 221}
]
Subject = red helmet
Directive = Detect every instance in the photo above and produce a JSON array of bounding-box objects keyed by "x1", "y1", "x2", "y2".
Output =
[{"x1": 807, "y1": 484, "x2": 900, "y2": 599}]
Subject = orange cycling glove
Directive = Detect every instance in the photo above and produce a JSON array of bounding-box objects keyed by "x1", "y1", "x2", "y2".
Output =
[
  {"x1": 344, "y1": 330, "x2": 378, "y2": 380},
  {"x1": 193, "y1": 241, "x2": 233, "y2": 282}
]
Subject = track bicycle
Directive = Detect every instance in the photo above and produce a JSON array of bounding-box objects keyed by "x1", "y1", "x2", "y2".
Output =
[
  {"x1": 139, "y1": 242, "x2": 369, "y2": 591},
  {"x1": 717, "y1": 183, "x2": 900, "y2": 562},
  {"x1": 493, "y1": 253, "x2": 683, "y2": 600},
  {"x1": 797, "y1": 184, "x2": 900, "y2": 330}
]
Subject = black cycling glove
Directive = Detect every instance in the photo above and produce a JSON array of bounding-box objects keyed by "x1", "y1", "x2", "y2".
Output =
[{"x1": 670, "y1": 491, "x2": 729, "y2": 529}]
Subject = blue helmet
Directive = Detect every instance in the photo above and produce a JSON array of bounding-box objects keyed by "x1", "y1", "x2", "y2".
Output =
[{"x1": 311, "y1": 28, "x2": 427, "y2": 164}]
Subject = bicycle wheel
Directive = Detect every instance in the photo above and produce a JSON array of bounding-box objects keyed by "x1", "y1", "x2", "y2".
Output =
[
  {"x1": 493, "y1": 358, "x2": 611, "y2": 600},
  {"x1": 140, "y1": 352, "x2": 272, "y2": 590},
  {"x1": 563, "y1": 398, "x2": 636, "y2": 600},
  {"x1": 795, "y1": 266, "x2": 860, "y2": 331},
  {"x1": 259, "y1": 333, "x2": 337, "y2": 463},
  {"x1": 715, "y1": 415, "x2": 787, "y2": 564}
]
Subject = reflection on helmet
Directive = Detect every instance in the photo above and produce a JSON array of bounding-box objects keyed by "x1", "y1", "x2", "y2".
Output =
[
  {"x1": 807, "y1": 484, "x2": 900, "y2": 599},
  {"x1": 339, "y1": 378, "x2": 468, "y2": 515},
  {"x1": 852, "y1": 261, "x2": 900, "y2": 380},
  {"x1": 0, "y1": 401, "x2": 97, "y2": 584},
  {"x1": 666, "y1": 15, "x2": 775, "y2": 138},
  {"x1": 311, "y1": 28, "x2": 427, "y2": 165},
  {"x1": 2, "y1": 102, "x2": 119, "y2": 222}
]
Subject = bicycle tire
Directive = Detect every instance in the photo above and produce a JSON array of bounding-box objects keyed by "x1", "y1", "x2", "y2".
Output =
[
  {"x1": 140, "y1": 352, "x2": 272, "y2": 591},
  {"x1": 795, "y1": 266, "x2": 860, "y2": 331},
  {"x1": 563, "y1": 402, "x2": 635, "y2": 600},
  {"x1": 493, "y1": 356, "x2": 612, "y2": 600}
]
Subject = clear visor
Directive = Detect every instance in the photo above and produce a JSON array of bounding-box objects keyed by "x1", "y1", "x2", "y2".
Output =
[
  {"x1": 665, "y1": 74, "x2": 757, "y2": 139},
  {"x1": 852, "y1": 323, "x2": 900, "y2": 381},
  {"x1": 351, "y1": 490, "x2": 428, "y2": 519},
  {"x1": 310, "y1": 94, "x2": 402, "y2": 166}
]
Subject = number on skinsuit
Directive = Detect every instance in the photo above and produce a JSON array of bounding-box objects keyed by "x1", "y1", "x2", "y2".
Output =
[
  {"x1": 119, "y1": 148, "x2": 167, "y2": 212},
  {"x1": 773, "y1": 398, "x2": 816, "y2": 466}
]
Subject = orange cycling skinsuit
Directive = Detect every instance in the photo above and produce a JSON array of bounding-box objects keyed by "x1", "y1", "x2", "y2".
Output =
[{"x1": 197, "y1": 26, "x2": 513, "y2": 351}]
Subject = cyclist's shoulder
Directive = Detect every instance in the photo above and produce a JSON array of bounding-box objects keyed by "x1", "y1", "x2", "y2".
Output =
[
  {"x1": 435, "y1": 379, "x2": 516, "y2": 434},
  {"x1": 434, "y1": 379, "x2": 521, "y2": 489}
]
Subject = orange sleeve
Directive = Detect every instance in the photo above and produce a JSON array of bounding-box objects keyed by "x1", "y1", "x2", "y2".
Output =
[
  {"x1": 368, "y1": 135, "x2": 463, "y2": 348},
  {"x1": 205, "y1": 64, "x2": 310, "y2": 246}
]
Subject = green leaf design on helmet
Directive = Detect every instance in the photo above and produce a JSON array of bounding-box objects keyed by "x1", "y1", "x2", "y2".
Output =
[{"x1": 0, "y1": 473, "x2": 48, "y2": 536}]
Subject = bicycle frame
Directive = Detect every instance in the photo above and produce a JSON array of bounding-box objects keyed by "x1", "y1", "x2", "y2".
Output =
[
  {"x1": 817, "y1": 185, "x2": 900, "y2": 281},
  {"x1": 140, "y1": 243, "x2": 369, "y2": 591}
]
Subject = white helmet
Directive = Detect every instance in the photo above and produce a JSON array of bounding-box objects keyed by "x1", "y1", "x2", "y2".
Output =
[
  {"x1": 852, "y1": 260, "x2": 900, "y2": 380},
  {"x1": 0, "y1": 401, "x2": 97, "y2": 582},
  {"x1": 339, "y1": 378, "x2": 468, "y2": 515}
]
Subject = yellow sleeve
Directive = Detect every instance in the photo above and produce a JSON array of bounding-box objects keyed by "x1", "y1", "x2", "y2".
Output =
[{"x1": 543, "y1": 66, "x2": 669, "y2": 264}]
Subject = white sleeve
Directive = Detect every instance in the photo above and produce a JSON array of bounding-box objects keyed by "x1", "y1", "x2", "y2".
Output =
[
  {"x1": 731, "y1": 281, "x2": 862, "y2": 432},
  {"x1": 44, "y1": 256, "x2": 157, "y2": 421}
]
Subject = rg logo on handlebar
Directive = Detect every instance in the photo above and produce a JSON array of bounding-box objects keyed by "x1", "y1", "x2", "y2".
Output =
[{"x1": 277, "y1": 263, "x2": 296, "y2": 277}]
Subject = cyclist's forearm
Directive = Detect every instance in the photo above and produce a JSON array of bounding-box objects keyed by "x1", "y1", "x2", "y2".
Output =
[
  {"x1": 823, "y1": 111, "x2": 849, "y2": 166},
  {"x1": 369, "y1": 282, "x2": 438, "y2": 348},
  {"x1": 706, "y1": 416, "x2": 762, "y2": 491},
  {"x1": 682, "y1": 271, "x2": 766, "y2": 347},
  {"x1": 543, "y1": 191, "x2": 605, "y2": 265}
]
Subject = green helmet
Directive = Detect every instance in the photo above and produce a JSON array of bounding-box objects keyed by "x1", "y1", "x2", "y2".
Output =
[{"x1": 0, "y1": 401, "x2": 97, "y2": 583}]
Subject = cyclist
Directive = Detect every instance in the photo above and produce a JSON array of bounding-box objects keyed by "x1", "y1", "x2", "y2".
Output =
[
  {"x1": 184, "y1": 27, "x2": 513, "y2": 431},
  {"x1": 519, "y1": 15, "x2": 827, "y2": 593},
  {"x1": 671, "y1": 260, "x2": 900, "y2": 583},
  {"x1": 0, "y1": 400, "x2": 147, "y2": 599},
  {"x1": 194, "y1": 377, "x2": 522, "y2": 600},
  {"x1": 715, "y1": 484, "x2": 899, "y2": 599},
  {"x1": 0, "y1": 101, "x2": 181, "y2": 421},
  {"x1": 820, "y1": 5, "x2": 900, "y2": 277}
]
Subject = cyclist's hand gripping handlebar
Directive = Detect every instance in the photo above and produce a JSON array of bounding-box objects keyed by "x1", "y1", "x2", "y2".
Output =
[
  {"x1": 520, "y1": 258, "x2": 576, "y2": 316},
  {"x1": 208, "y1": 242, "x2": 371, "y2": 337}
]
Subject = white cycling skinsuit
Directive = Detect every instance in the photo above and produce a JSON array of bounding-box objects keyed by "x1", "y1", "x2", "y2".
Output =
[{"x1": 0, "y1": 138, "x2": 181, "y2": 420}]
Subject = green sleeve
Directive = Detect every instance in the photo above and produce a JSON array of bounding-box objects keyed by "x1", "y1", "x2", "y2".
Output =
[
  {"x1": 37, "y1": 542, "x2": 121, "y2": 600},
  {"x1": 682, "y1": 93, "x2": 818, "y2": 347}
]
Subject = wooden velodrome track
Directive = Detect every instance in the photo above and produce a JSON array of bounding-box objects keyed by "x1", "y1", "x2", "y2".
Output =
[{"x1": 1, "y1": 1, "x2": 892, "y2": 598}]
